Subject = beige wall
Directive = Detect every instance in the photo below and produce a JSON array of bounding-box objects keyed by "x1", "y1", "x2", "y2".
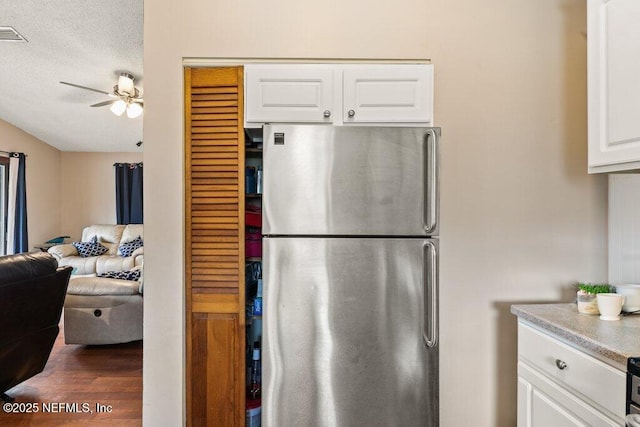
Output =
[
  {"x1": 144, "y1": 0, "x2": 608, "y2": 425},
  {"x1": 0, "y1": 118, "x2": 61, "y2": 251},
  {"x1": 60, "y1": 152, "x2": 142, "y2": 241},
  {"x1": 0, "y1": 119, "x2": 142, "y2": 248}
]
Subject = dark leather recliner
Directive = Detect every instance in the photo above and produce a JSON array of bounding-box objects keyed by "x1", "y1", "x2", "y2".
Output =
[{"x1": 0, "y1": 252, "x2": 72, "y2": 401}]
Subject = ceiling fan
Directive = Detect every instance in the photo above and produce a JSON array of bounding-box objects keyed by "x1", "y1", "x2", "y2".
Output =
[{"x1": 60, "y1": 72, "x2": 143, "y2": 118}]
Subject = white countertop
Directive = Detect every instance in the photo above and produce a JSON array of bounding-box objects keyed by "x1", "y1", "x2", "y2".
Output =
[{"x1": 511, "y1": 303, "x2": 640, "y2": 368}]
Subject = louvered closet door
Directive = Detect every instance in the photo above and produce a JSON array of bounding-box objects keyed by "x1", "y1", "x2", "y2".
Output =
[{"x1": 185, "y1": 67, "x2": 245, "y2": 427}]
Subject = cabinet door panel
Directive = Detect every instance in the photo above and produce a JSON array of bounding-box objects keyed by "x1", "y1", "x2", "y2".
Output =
[
  {"x1": 588, "y1": 0, "x2": 640, "y2": 171},
  {"x1": 531, "y1": 389, "x2": 584, "y2": 427},
  {"x1": 518, "y1": 362, "x2": 622, "y2": 427},
  {"x1": 186, "y1": 67, "x2": 245, "y2": 291},
  {"x1": 607, "y1": 0, "x2": 640, "y2": 143},
  {"x1": 518, "y1": 376, "x2": 532, "y2": 427},
  {"x1": 185, "y1": 67, "x2": 246, "y2": 427},
  {"x1": 190, "y1": 310, "x2": 243, "y2": 426},
  {"x1": 343, "y1": 65, "x2": 433, "y2": 124},
  {"x1": 245, "y1": 65, "x2": 334, "y2": 123}
]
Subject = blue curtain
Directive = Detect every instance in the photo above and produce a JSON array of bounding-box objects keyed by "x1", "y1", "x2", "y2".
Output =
[
  {"x1": 115, "y1": 163, "x2": 143, "y2": 224},
  {"x1": 11, "y1": 153, "x2": 28, "y2": 253}
]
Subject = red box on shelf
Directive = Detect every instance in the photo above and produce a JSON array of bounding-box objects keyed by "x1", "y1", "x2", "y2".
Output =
[
  {"x1": 245, "y1": 211, "x2": 262, "y2": 227},
  {"x1": 246, "y1": 230, "x2": 262, "y2": 258}
]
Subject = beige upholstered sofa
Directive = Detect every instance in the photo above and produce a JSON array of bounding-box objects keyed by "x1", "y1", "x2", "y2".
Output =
[
  {"x1": 48, "y1": 224, "x2": 144, "y2": 345},
  {"x1": 48, "y1": 224, "x2": 143, "y2": 275},
  {"x1": 63, "y1": 275, "x2": 143, "y2": 345}
]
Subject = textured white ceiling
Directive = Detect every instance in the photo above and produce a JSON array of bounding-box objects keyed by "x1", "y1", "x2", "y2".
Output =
[{"x1": 0, "y1": 0, "x2": 143, "y2": 152}]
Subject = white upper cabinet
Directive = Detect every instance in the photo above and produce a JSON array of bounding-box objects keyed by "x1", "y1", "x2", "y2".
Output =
[
  {"x1": 342, "y1": 66, "x2": 433, "y2": 124},
  {"x1": 245, "y1": 65, "x2": 334, "y2": 123},
  {"x1": 245, "y1": 64, "x2": 433, "y2": 126},
  {"x1": 588, "y1": 0, "x2": 640, "y2": 173}
]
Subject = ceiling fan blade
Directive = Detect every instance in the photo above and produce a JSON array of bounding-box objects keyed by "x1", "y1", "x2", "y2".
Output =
[
  {"x1": 90, "y1": 100, "x2": 118, "y2": 107},
  {"x1": 131, "y1": 99, "x2": 143, "y2": 105},
  {"x1": 60, "y1": 81, "x2": 111, "y2": 96}
]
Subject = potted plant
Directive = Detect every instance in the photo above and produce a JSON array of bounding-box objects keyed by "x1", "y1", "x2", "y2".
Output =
[{"x1": 577, "y1": 283, "x2": 611, "y2": 314}]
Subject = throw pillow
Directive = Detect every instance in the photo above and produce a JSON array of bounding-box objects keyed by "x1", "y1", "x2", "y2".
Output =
[
  {"x1": 73, "y1": 236, "x2": 108, "y2": 257},
  {"x1": 97, "y1": 270, "x2": 141, "y2": 281},
  {"x1": 118, "y1": 236, "x2": 144, "y2": 257}
]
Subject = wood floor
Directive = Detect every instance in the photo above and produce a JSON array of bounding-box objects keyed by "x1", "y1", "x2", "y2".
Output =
[{"x1": 0, "y1": 325, "x2": 142, "y2": 426}]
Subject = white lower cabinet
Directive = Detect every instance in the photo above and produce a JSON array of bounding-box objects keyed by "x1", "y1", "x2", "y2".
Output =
[
  {"x1": 517, "y1": 322, "x2": 626, "y2": 426},
  {"x1": 519, "y1": 363, "x2": 621, "y2": 426}
]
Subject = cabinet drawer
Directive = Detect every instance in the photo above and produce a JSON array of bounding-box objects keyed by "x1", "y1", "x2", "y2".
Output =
[{"x1": 518, "y1": 322, "x2": 625, "y2": 418}]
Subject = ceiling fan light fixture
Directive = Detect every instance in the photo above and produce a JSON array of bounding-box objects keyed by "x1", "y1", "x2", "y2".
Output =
[
  {"x1": 62, "y1": 73, "x2": 142, "y2": 119},
  {"x1": 117, "y1": 73, "x2": 135, "y2": 95},
  {"x1": 110, "y1": 99, "x2": 127, "y2": 116},
  {"x1": 126, "y1": 102, "x2": 143, "y2": 119}
]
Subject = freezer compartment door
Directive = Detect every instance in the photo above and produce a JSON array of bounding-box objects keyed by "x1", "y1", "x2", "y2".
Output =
[
  {"x1": 263, "y1": 125, "x2": 440, "y2": 236},
  {"x1": 263, "y1": 237, "x2": 438, "y2": 427}
]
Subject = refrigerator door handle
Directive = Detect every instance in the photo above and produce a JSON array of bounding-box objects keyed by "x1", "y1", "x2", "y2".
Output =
[
  {"x1": 423, "y1": 241, "x2": 438, "y2": 348},
  {"x1": 424, "y1": 128, "x2": 439, "y2": 234}
]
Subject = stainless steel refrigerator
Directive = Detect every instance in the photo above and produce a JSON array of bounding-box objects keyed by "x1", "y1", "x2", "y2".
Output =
[{"x1": 262, "y1": 125, "x2": 440, "y2": 426}]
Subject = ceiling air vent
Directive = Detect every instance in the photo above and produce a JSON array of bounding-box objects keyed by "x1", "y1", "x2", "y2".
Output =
[{"x1": 0, "y1": 26, "x2": 28, "y2": 42}]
